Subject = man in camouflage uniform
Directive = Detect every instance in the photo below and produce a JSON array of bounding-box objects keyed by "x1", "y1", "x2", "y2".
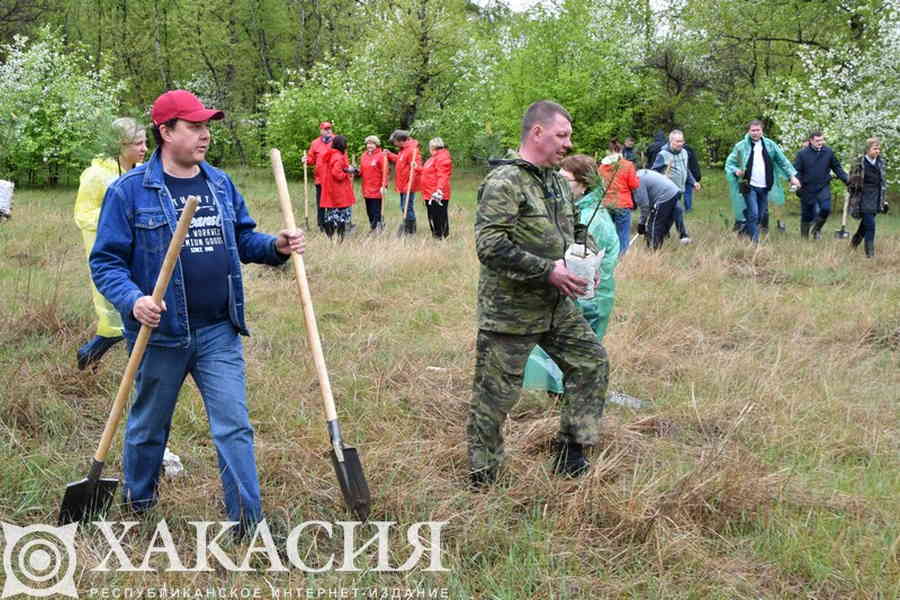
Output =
[{"x1": 468, "y1": 100, "x2": 609, "y2": 487}]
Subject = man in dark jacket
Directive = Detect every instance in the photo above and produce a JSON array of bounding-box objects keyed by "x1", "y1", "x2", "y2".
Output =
[
  {"x1": 683, "y1": 143, "x2": 702, "y2": 212},
  {"x1": 622, "y1": 137, "x2": 639, "y2": 163},
  {"x1": 644, "y1": 130, "x2": 666, "y2": 169},
  {"x1": 793, "y1": 131, "x2": 849, "y2": 239}
]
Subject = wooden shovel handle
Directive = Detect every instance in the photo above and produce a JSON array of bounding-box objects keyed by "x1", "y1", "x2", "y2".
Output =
[
  {"x1": 302, "y1": 152, "x2": 309, "y2": 221},
  {"x1": 401, "y1": 158, "x2": 417, "y2": 215},
  {"x1": 271, "y1": 148, "x2": 338, "y2": 422},
  {"x1": 841, "y1": 192, "x2": 849, "y2": 227},
  {"x1": 94, "y1": 196, "x2": 199, "y2": 463}
]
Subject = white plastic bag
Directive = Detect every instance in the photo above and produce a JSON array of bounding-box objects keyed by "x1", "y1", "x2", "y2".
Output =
[
  {"x1": 0, "y1": 180, "x2": 13, "y2": 218},
  {"x1": 162, "y1": 447, "x2": 184, "y2": 477},
  {"x1": 564, "y1": 243, "x2": 604, "y2": 300}
]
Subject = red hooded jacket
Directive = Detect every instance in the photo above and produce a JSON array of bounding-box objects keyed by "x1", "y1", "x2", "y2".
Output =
[
  {"x1": 320, "y1": 149, "x2": 356, "y2": 209},
  {"x1": 387, "y1": 139, "x2": 421, "y2": 193},
  {"x1": 598, "y1": 157, "x2": 640, "y2": 209},
  {"x1": 306, "y1": 135, "x2": 333, "y2": 185},
  {"x1": 420, "y1": 148, "x2": 453, "y2": 201},
  {"x1": 359, "y1": 149, "x2": 388, "y2": 199}
]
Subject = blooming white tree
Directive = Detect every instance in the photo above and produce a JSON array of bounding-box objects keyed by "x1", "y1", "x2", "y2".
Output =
[
  {"x1": 0, "y1": 27, "x2": 125, "y2": 184},
  {"x1": 766, "y1": 6, "x2": 900, "y2": 182}
]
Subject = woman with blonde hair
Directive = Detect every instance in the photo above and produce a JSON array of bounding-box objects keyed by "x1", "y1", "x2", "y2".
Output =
[
  {"x1": 848, "y1": 137, "x2": 888, "y2": 257},
  {"x1": 73, "y1": 117, "x2": 147, "y2": 369},
  {"x1": 359, "y1": 135, "x2": 388, "y2": 232},
  {"x1": 420, "y1": 137, "x2": 453, "y2": 238}
]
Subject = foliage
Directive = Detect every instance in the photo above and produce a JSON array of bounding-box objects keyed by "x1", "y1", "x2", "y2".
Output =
[
  {"x1": 263, "y1": 58, "x2": 395, "y2": 176},
  {"x1": 766, "y1": 4, "x2": 900, "y2": 182},
  {"x1": 652, "y1": 0, "x2": 890, "y2": 161},
  {"x1": 0, "y1": 26, "x2": 125, "y2": 184},
  {"x1": 1, "y1": 0, "x2": 897, "y2": 179},
  {"x1": 485, "y1": 0, "x2": 646, "y2": 155}
]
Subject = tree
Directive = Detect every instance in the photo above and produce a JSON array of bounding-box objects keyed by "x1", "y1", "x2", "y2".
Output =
[
  {"x1": 0, "y1": 27, "x2": 125, "y2": 184},
  {"x1": 766, "y1": 4, "x2": 900, "y2": 182},
  {"x1": 486, "y1": 0, "x2": 645, "y2": 154}
]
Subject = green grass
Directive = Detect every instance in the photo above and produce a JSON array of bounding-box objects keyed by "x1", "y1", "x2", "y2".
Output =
[{"x1": 0, "y1": 167, "x2": 897, "y2": 598}]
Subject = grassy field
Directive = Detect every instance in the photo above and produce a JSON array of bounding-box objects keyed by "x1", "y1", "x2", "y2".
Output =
[{"x1": 0, "y1": 166, "x2": 898, "y2": 599}]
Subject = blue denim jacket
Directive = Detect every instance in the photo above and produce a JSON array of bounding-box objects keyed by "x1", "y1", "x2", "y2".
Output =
[{"x1": 90, "y1": 150, "x2": 288, "y2": 347}]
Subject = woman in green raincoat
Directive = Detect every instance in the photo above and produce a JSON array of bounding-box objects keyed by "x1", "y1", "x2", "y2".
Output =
[
  {"x1": 522, "y1": 154, "x2": 620, "y2": 394},
  {"x1": 73, "y1": 117, "x2": 147, "y2": 369}
]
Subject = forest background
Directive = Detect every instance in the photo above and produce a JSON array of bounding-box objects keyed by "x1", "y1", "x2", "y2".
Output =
[{"x1": 0, "y1": 0, "x2": 898, "y2": 186}]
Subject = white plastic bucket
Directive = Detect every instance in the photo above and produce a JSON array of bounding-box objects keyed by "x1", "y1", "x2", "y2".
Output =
[{"x1": 0, "y1": 180, "x2": 13, "y2": 217}]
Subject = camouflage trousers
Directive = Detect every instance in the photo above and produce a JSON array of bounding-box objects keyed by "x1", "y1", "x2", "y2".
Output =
[{"x1": 467, "y1": 309, "x2": 609, "y2": 475}]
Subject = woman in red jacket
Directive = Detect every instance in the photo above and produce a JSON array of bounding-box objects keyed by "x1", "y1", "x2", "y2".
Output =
[
  {"x1": 598, "y1": 138, "x2": 640, "y2": 253},
  {"x1": 420, "y1": 137, "x2": 453, "y2": 239},
  {"x1": 359, "y1": 135, "x2": 388, "y2": 232},
  {"x1": 320, "y1": 135, "x2": 357, "y2": 241}
]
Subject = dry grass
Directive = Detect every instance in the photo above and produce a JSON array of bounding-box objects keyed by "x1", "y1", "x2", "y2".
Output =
[{"x1": 0, "y1": 171, "x2": 897, "y2": 598}]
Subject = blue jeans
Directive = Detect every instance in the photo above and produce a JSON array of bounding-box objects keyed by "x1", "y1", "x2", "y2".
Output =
[
  {"x1": 400, "y1": 193, "x2": 416, "y2": 221},
  {"x1": 683, "y1": 184, "x2": 694, "y2": 212},
  {"x1": 673, "y1": 199, "x2": 688, "y2": 237},
  {"x1": 742, "y1": 186, "x2": 769, "y2": 242},
  {"x1": 801, "y1": 187, "x2": 832, "y2": 223},
  {"x1": 612, "y1": 210, "x2": 631, "y2": 255},
  {"x1": 123, "y1": 321, "x2": 261, "y2": 524}
]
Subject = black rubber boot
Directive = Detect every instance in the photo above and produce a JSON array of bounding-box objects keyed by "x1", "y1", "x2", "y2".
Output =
[
  {"x1": 760, "y1": 213, "x2": 769, "y2": 234},
  {"x1": 553, "y1": 440, "x2": 589, "y2": 478},
  {"x1": 810, "y1": 217, "x2": 827, "y2": 240},
  {"x1": 469, "y1": 468, "x2": 497, "y2": 490},
  {"x1": 77, "y1": 335, "x2": 124, "y2": 370},
  {"x1": 865, "y1": 239, "x2": 875, "y2": 258},
  {"x1": 851, "y1": 231, "x2": 863, "y2": 248},
  {"x1": 800, "y1": 222, "x2": 811, "y2": 239},
  {"x1": 404, "y1": 218, "x2": 416, "y2": 235}
]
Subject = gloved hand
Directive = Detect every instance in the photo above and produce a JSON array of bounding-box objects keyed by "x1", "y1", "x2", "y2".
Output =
[
  {"x1": 431, "y1": 189, "x2": 444, "y2": 202},
  {"x1": 881, "y1": 201, "x2": 890, "y2": 214},
  {"x1": 636, "y1": 222, "x2": 646, "y2": 235}
]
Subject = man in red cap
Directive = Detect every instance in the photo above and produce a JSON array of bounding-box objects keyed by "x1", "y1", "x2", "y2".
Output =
[
  {"x1": 90, "y1": 90, "x2": 305, "y2": 536},
  {"x1": 306, "y1": 121, "x2": 334, "y2": 232}
]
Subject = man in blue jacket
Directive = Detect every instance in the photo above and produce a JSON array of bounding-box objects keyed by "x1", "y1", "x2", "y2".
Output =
[
  {"x1": 793, "y1": 131, "x2": 849, "y2": 239},
  {"x1": 90, "y1": 90, "x2": 304, "y2": 533}
]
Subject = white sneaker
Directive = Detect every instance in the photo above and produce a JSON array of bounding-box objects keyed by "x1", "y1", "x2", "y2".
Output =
[{"x1": 680, "y1": 236, "x2": 692, "y2": 245}]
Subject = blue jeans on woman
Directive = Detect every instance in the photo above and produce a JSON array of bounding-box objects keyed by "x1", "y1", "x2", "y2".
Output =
[
  {"x1": 612, "y1": 210, "x2": 631, "y2": 255},
  {"x1": 742, "y1": 186, "x2": 769, "y2": 242},
  {"x1": 123, "y1": 320, "x2": 261, "y2": 525}
]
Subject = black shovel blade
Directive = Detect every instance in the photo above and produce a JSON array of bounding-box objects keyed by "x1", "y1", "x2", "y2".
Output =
[
  {"x1": 330, "y1": 446, "x2": 371, "y2": 522},
  {"x1": 835, "y1": 228, "x2": 850, "y2": 239},
  {"x1": 58, "y1": 476, "x2": 118, "y2": 525}
]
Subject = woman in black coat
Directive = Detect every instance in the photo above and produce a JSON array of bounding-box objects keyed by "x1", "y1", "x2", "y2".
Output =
[{"x1": 848, "y1": 137, "x2": 888, "y2": 258}]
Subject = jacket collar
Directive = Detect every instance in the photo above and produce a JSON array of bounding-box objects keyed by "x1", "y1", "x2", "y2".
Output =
[
  {"x1": 489, "y1": 149, "x2": 553, "y2": 179},
  {"x1": 142, "y1": 148, "x2": 223, "y2": 189}
]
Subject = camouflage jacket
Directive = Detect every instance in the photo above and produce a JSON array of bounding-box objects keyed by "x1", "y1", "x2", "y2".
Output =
[{"x1": 475, "y1": 150, "x2": 582, "y2": 334}]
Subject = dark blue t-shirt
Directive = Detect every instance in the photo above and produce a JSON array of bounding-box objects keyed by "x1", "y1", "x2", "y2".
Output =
[{"x1": 165, "y1": 171, "x2": 230, "y2": 329}]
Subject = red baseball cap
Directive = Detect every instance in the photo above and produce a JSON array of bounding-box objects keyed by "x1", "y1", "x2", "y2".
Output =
[
  {"x1": 151, "y1": 90, "x2": 224, "y2": 126},
  {"x1": 319, "y1": 122, "x2": 333, "y2": 129}
]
